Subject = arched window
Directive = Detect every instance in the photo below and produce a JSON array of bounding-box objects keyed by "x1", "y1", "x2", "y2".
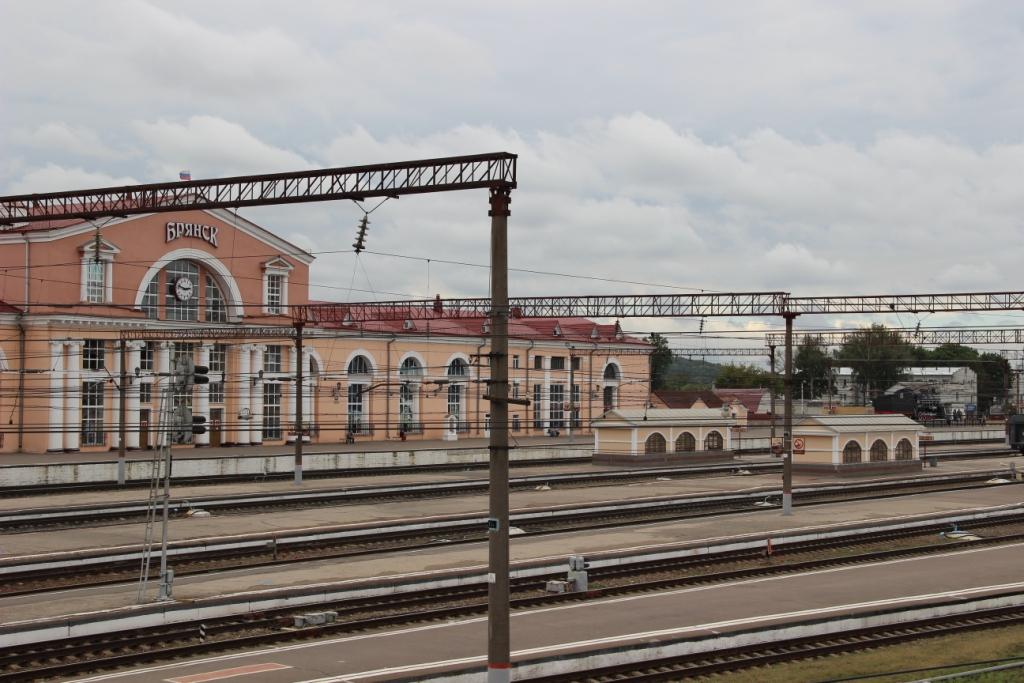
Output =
[
  {"x1": 645, "y1": 433, "x2": 667, "y2": 454},
  {"x1": 447, "y1": 359, "x2": 468, "y2": 431},
  {"x1": 140, "y1": 259, "x2": 232, "y2": 322},
  {"x1": 895, "y1": 439, "x2": 914, "y2": 460},
  {"x1": 348, "y1": 355, "x2": 372, "y2": 376},
  {"x1": 870, "y1": 440, "x2": 888, "y2": 462},
  {"x1": 399, "y1": 357, "x2": 423, "y2": 376},
  {"x1": 843, "y1": 441, "x2": 862, "y2": 464},
  {"x1": 603, "y1": 363, "x2": 620, "y2": 380},
  {"x1": 704, "y1": 430, "x2": 724, "y2": 451},
  {"x1": 675, "y1": 432, "x2": 696, "y2": 452}
]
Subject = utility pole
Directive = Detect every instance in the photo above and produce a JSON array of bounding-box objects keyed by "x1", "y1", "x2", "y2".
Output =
[
  {"x1": 294, "y1": 322, "x2": 304, "y2": 485},
  {"x1": 487, "y1": 186, "x2": 512, "y2": 683},
  {"x1": 769, "y1": 344, "x2": 777, "y2": 448},
  {"x1": 783, "y1": 313, "x2": 796, "y2": 516},
  {"x1": 118, "y1": 339, "x2": 127, "y2": 485}
]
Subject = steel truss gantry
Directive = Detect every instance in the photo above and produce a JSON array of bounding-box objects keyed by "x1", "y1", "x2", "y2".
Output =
[
  {"x1": 297, "y1": 290, "x2": 1024, "y2": 323},
  {"x1": 767, "y1": 327, "x2": 1024, "y2": 347},
  {"x1": 0, "y1": 153, "x2": 517, "y2": 224}
]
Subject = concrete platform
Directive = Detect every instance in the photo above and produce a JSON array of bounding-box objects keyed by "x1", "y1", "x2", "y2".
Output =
[
  {"x1": 62, "y1": 531, "x2": 1024, "y2": 682},
  {"x1": 4, "y1": 483, "x2": 1024, "y2": 628}
]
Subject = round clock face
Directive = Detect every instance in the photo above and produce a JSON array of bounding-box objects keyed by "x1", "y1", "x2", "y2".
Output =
[{"x1": 174, "y1": 277, "x2": 194, "y2": 302}]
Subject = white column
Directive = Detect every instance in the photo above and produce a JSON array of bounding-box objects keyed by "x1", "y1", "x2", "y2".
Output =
[
  {"x1": 195, "y1": 344, "x2": 212, "y2": 446},
  {"x1": 237, "y1": 345, "x2": 252, "y2": 444},
  {"x1": 286, "y1": 346, "x2": 297, "y2": 436},
  {"x1": 64, "y1": 341, "x2": 83, "y2": 451},
  {"x1": 48, "y1": 341, "x2": 65, "y2": 452},
  {"x1": 251, "y1": 345, "x2": 265, "y2": 445},
  {"x1": 110, "y1": 346, "x2": 121, "y2": 449},
  {"x1": 155, "y1": 342, "x2": 170, "y2": 447},
  {"x1": 301, "y1": 349, "x2": 313, "y2": 433},
  {"x1": 126, "y1": 342, "x2": 143, "y2": 449}
]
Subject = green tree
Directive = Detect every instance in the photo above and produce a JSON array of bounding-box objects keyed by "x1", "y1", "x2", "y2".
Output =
[
  {"x1": 715, "y1": 363, "x2": 781, "y2": 393},
  {"x1": 648, "y1": 332, "x2": 674, "y2": 391},
  {"x1": 975, "y1": 352, "x2": 1010, "y2": 412},
  {"x1": 793, "y1": 336, "x2": 833, "y2": 399},
  {"x1": 835, "y1": 325, "x2": 918, "y2": 400}
]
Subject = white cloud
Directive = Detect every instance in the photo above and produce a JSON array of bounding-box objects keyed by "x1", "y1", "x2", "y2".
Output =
[{"x1": 6, "y1": 165, "x2": 139, "y2": 194}]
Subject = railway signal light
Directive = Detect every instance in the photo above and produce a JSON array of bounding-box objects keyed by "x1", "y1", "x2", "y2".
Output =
[
  {"x1": 192, "y1": 415, "x2": 207, "y2": 435},
  {"x1": 353, "y1": 214, "x2": 369, "y2": 254}
]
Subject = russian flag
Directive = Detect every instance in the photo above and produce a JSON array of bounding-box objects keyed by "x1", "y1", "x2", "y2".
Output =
[{"x1": 179, "y1": 170, "x2": 192, "y2": 181}]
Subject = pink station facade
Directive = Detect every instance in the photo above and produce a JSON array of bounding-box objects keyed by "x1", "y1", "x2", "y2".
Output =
[{"x1": 0, "y1": 209, "x2": 652, "y2": 453}]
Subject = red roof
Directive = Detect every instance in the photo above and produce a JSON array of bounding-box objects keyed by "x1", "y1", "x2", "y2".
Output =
[
  {"x1": 0, "y1": 300, "x2": 21, "y2": 314},
  {"x1": 312, "y1": 308, "x2": 648, "y2": 346},
  {"x1": 713, "y1": 388, "x2": 768, "y2": 413}
]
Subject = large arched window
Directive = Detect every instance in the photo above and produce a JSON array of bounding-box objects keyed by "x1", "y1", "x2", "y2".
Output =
[
  {"x1": 645, "y1": 433, "x2": 667, "y2": 454},
  {"x1": 347, "y1": 355, "x2": 372, "y2": 434},
  {"x1": 675, "y1": 432, "x2": 696, "y2": 452},
  {"x1": 704, "y1": 430, "x2": 724, "y2": 451},
  {"x1": 398, "y1": 357, "x2": 422, "y2": 434},
  {"x1": 895, "y1": 439, "x2": 914, "y2": 461},
  {"x1": 447, "y1": 359, "x2": 468, "y2": 431},
  {"x1": 843, "y1": 441, "x2": 863, "y2": 464},
  {"x1": 603, "y1": 363, "x2": 620, "y2": 380},
  {"x1": 870, "y1": 440, "x2": 888, "y2": 462},
  {"x1": 140, "y1": 259, "x2": 229, "y2": 322}
]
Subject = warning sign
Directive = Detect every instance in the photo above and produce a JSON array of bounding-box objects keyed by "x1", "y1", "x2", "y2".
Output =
[{"x1": 793, "y1": 437, "x2": 806, "y2": 454}]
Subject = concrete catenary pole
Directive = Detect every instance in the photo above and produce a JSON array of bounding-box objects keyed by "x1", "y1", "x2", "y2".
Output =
[
  {"x1": 294, "y1": 322, "x2": 304, "y2": 485},
  {"x1": 487, "y1": 186, "x2": 512, "y2": 683},
  {"x1": 118, "y1": 339, "x2": 128, "y2": 485},
  {"x1": 783, "y1": 313, "x2": 796, "y2": 515}
]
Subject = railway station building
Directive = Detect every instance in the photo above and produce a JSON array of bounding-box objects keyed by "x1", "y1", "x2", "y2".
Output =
[
  {"x1": 591, "y1": 407, "x2": 740, "y2": 466},
  {"x1": 0, "y1": 209, "x2": 651, "y2": 454},
  {"x1": 791, "y1": 414, "x2": 924, "y2": 475}
]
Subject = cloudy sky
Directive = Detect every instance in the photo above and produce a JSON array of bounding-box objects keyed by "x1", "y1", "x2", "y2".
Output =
[{"x1": 3, "y1": 1, "x2": 1024, "y2": 344}]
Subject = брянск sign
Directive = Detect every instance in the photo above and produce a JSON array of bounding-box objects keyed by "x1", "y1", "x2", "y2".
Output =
[{"x1": 166, "y1": 221, "x2": 219, "y2": 248}]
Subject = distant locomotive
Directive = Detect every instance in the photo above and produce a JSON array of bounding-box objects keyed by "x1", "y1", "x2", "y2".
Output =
[
  {"x1": 872, "y1": 387, "x2": 946, "y2": 421},
  {"x1": 1007, "y1": 415, "x2": 1024, "y2": 455}
]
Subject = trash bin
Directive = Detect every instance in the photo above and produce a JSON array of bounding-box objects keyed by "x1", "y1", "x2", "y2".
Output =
[{"x1": 928, "y1": 456, "x2": 938, "y2": 468}]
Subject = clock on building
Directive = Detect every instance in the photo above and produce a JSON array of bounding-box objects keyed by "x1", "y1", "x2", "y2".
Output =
[{"x1": 174, "y1": 276, "x2": 195, "y2": 302}]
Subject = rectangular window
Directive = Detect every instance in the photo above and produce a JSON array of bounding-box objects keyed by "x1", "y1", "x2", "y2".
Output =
[
  {"x1": 264, "y1": 345, "x2": 282, "y2": 373},
  {"x1": 533, "y1": 384, "x2": 543, "y2": 429},
  {"x1": 209, "y1": 382, "x2": 224, "y2": 404},
  {"x1": 85, "y1": 261, "x2": 105, "y2": 303},
  {"x1": 572, "y1": 383, "x2": 581, "y2": 428},
  {"x1": 512, "y1": 355, "x2": 520, "y2": 369},
  {"x1": 549, "y1": 384, "x2": 565, "y2": 428},
  {"x1": 140, "y1": 342, "x2": 154, "y2": 371},
  {"x1": 263, "y1": 383, "x2": 282, "y2": 440},
  {"x1": 208, "y1": 344, "x2": 226, "y2": 372},
  {"x1": 171, "y1": 342, "x2": 194, "y2": 365},
  {"x1": 83, "y1": 340, "x2": 105, "y2": 370},
  {"x1": 139, "y1": 383, "x2": 152, "y2": 404},
  {"x1": 550, "y1": 356, "x2": 565, "y2": 371},
  {"x1": 81, "y1": 380, "x2": 105, "y2": 446},
  {"x1": 572, "y1": 356, "x2": 582, "y2": 371},
  {"x1": 141, "y1": 278, "x2": 159, "y2": 319},
  {"x1": 534, "y1": 355, "x2": 543, "y2": 370},
  {"x1": 348, "y1": 384, "x2": 365, "y2": 434},
  {"x1": 512, "y1": 414, "x2": 521, "y2": 432},
  {"x1": 266, "y1": 274, "x2": 284, "y2": 314},
  {"x1": 512, "y1": 382, "x2": 520, "y2": 399}
]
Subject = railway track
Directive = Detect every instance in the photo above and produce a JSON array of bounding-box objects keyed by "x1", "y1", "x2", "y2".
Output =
[
  {"x1": 3, "y1": 514, "x2": 1024, "y2": 681},
  {"x1": 0, "y1": 460, "x2": 782, "y2": 532},
  {"x1": 525, "y1": 603, "x2": 1024, "y2": 682},
  {"x1": 1, "y1": 470, "x2": 1018, "y2": 596}
]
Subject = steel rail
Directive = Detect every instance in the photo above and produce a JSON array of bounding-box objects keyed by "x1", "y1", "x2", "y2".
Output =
[{"x1": 5, "y1": 520, "x2": 1024, "y2": 682}]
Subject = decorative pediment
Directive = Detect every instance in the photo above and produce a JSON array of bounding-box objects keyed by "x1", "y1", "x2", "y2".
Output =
[
  {"x1": 262, "y1": 256, "x2": 294, "y2": 272},
  {"x1": 78, "y1": 237, "x2": 120, "y2": 255}
]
